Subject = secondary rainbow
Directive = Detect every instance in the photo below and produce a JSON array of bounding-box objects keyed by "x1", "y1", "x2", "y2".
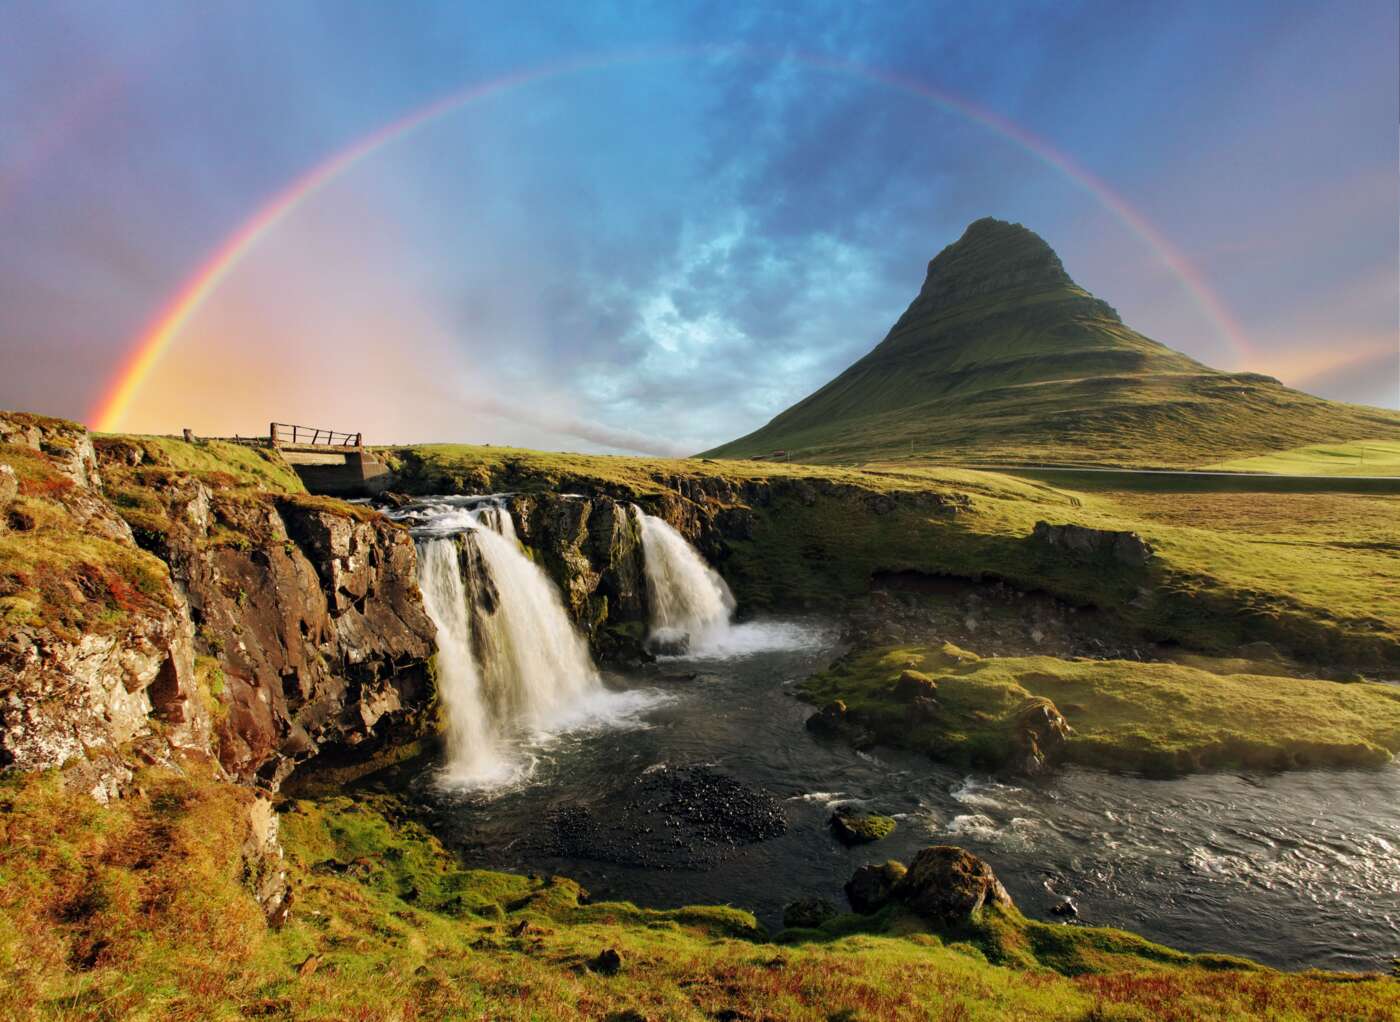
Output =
[{"x1": 92, "y1": 46, "x2": 1251, "y2": 432}]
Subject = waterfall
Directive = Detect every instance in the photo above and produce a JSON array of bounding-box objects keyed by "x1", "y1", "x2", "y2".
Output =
[
  {"x1": 411, "y1": 500, "x2": 607, "y2": 786},
  {"x1": 632, "y1": 506, "x2": 735, "y2": 653},
  {"x1": 463, "y1": 522, "x2": 603, "y2": 731},
  {"x1": 416, "y1": 537, "x2": 505, "y2": 784}
]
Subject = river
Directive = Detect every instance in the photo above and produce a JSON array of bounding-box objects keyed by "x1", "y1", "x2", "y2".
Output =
[{"x1": 402, "y1": 619, "x2": 1400, "y2": 973}]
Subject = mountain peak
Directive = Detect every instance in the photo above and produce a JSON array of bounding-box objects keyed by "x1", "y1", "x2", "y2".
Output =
[
  {"x1": 907, "y1": 217, "x2": 1080, "y2": 314},
  {"x1": 704, "y1": 218, "x2": 1400, "y2": 466}
]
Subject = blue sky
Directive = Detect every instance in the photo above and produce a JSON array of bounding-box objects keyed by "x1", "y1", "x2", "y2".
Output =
[{"x1": 1, "y1": 1, "x2": 1395, "y2": 453}]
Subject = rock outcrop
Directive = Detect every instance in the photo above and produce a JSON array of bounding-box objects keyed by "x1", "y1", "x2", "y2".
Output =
[
  {"x1": 1009, "y1": 697, "x2": 1073, "y2": 776},
  {"x1": 842, "y1": 847, "x2": 1011, "y2": 925},
  {"x1": 0, "y1": 415, "x2": 207, "y2": 802},
  {"x1": 507, "y1": 494, "x2": 647, "y2": 641},
  {"x1": 132, "y1": 483, "x2": 437, "y2": 788},
  {"x1": 1, "y1": 415, "x2": 440, "y2": 801},
  {"x1": 1032, "y1": 521, "x2": 1154, "y2": 568}
]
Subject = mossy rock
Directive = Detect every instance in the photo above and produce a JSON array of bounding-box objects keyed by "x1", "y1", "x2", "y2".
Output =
[{"x1": 830, "y1": 807, "x2": 897, "y2": 845}]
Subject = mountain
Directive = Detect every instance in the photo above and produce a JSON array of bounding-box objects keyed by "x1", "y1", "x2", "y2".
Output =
[{"x1": 704, "y1": 218, "x2": 1400, "y2": 467}]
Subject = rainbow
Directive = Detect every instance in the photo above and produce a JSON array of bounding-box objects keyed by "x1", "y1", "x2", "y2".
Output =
[{"x1": 91, "y1": 46, "x2": 1252, "y2": 432}]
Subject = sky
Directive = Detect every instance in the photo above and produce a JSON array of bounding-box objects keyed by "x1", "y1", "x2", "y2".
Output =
[{"x1": 1, "y1": 1, "x2": 1396, "y2": 455}]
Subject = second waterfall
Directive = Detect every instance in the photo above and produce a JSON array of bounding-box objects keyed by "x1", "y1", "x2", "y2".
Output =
[{"x1": 631, "y1": 505, "x2": 736, "y2": 654}]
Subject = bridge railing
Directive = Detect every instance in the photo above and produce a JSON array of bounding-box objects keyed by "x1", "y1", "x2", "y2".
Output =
[{"x1": 269, "y1": 422, "x2": 362, "y2": 448}]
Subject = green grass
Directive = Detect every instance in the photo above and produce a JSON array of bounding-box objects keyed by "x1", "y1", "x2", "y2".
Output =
[
  {"x1": 703, "y1": 220, "x2": 1400, "y2": 468},
  {"x1": 0, "y1": 439, "x2": 175, "y2": 640},
  {"x1": 1205, "y1": 439, "x2": 1400, "y2": 477},
  {"x1": 95, "y1": 435, "x2": 306, "y2": 494},
  {"x1": 3, "y1": 768, "x2": 1396, "y2": 1021},
  {"x1": 801, "y1": 645, "x2": 1400, "y2": 775}
]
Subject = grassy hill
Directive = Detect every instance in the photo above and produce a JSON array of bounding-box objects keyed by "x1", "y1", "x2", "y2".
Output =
[
  {"x1": 704, "y1": 218, "x2": 1400, "y2": 467},
  {"x1": 1206, "y1": 439, "x2": 1400, "y2": 476}
]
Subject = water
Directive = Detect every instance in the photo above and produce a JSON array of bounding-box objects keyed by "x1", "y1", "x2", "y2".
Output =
[
  {"x1": 633, "y1": 505, "x2": 737, "y2": 653},
  {"x1": 409, "y1": 626, "x2": 1400, "y2": 972},
  {"x1": 403, "y1": 497, "x2": 660, "y2": 788},
  {"x1": 416, "y1": 537, "x2": 504, "y2": 784}
]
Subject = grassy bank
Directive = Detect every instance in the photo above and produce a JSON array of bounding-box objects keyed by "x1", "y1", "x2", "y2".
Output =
[
  {"x1": 802, "y1": 645, "x2": 1400, "y2": 776},
  {"x1": 2, "y1": 768, "x2": 1395, "y2": 1021}
]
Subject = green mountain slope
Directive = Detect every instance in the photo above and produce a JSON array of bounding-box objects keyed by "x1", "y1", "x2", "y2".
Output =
[{"x1": 705, "y1": 218, "x2": 1400, "y2": 467}]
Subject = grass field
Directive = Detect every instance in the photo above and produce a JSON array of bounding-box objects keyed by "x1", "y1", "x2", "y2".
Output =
[{"x1": 1205, "y1": 439, "x2": 1400, "y2": 477}]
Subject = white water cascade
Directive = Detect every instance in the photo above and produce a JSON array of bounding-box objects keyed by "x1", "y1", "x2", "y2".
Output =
[
  {"x1": 409, "y1": 500, "x2": 616, "y2": 787},
  {"x1": 416, "y1": 537, "x2": 504, "y2": 783},
  {"x1": 631, "y1": 506, "x2": 736, "y2": 653}
]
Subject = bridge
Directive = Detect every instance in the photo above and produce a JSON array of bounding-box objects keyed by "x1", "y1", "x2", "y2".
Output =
[{"x1": 210, "y1": 422, "x2": 393, "y2": 496}]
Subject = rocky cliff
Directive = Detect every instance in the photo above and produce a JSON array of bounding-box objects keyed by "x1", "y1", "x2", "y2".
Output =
[
  {"x1": 0, "y1": 415, "x2": 439, "y2": 802},
  {"x1": 0, "y1": 415, "x2": 207, "y2": 802}
]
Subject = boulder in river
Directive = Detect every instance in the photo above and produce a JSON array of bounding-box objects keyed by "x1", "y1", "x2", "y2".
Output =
[
  {"x1": 892, "y1": 846, "x2": 1013, "y2": 926},
  {"x1": 844, "y1": 860, "x2": 908, "y2": 914},
  {"x1": 805, "y1": 700, "x2": 876, "y2": 749},
  {"x1": 830, "y1": 806, "x2": 897, "y2": 845}
]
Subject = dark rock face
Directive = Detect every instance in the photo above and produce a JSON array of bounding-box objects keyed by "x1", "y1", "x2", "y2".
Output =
[
  {"x1": 1032, "y1": 521, "x2": 1154, "y2": 568},
  {"x1": 844, "y1": 860, "x2": 907, "y2": 914},
  {"x1": 892, "y1": 846, "x2": 1013, "y2": 925},
  {"x1": 782, "y1": 896, "x2": 838, "y2": 929},
  {"x1": 508, "y1": 494, "x2": 647, "y2": 645},
  {"x1": 161, "y1": 492, "x2": 437, "y2": 788},
  {"x1": 547, "y1": 765, "x2": 786, "y2": 869},
  {"x1": 1009, "y1": 697, "x2": 1073, "y2": 776}
]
